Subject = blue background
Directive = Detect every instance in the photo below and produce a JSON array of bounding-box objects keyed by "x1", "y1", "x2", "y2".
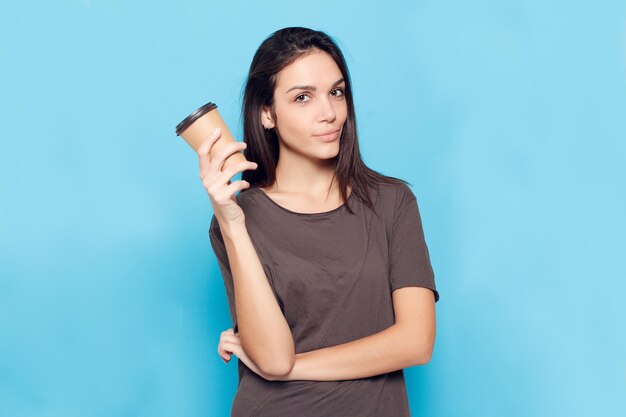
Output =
[{"x1": 2, "y1": 1, "x2": 625, "y2": 416}]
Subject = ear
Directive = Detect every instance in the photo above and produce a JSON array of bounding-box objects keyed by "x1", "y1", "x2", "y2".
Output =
[{"x1": 260, "y1": 106, "x2": 275, "y2": 130}]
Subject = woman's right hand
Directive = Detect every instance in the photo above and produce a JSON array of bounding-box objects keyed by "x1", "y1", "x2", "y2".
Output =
[{"x1": 198, "y1": 127, "x2": 258, "y2": 232}]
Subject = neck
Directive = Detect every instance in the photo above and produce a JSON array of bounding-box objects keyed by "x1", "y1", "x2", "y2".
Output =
[{"x1": 271, "y1": 154, "x2": 338, "y2": 198}]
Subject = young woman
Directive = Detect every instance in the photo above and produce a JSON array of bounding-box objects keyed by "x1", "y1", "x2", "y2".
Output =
[{"x1": 200, "y1": 26, "x2": 440, "y2": 417}]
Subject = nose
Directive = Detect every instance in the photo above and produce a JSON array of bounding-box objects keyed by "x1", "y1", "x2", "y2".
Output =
[{"x1": 318, "y1": 96, "x2": 337, "y2": 123}]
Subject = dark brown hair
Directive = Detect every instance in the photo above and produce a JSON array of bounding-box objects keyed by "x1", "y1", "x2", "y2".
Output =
[{"x1": 240, "y1": 26, "x2": 409, "y2": 215}]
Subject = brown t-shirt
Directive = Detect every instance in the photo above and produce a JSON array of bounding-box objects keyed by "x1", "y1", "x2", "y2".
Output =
[{"x1": 209, "y1": 180, "x2": 439, "y2": 417}]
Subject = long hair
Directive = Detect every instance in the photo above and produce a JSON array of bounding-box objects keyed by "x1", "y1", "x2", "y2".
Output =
[{"x1": 240, "y1": 26, "x2": 409, "y2": 215}]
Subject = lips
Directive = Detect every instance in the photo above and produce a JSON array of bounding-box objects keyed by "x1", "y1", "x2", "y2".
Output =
[
  {"x1": 313, "y1": 129, "x2": 340, "y2": 143},
  {"x1": 314, "y1": 129, "x2": 340, "y2": 137}
]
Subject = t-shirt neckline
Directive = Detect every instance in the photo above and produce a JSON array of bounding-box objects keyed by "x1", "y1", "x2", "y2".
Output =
[{"x1": 251, "y1": 186, "x2": 354, "y2": 217}]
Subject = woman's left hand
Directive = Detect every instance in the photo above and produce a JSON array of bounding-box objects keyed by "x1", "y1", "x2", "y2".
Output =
[{"x1": 217, "y1": 328, "x2": 276, "y2": 381}]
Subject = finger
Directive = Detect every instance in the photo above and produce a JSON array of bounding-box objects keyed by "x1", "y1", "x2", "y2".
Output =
[
  {"x1": 217, "y1": 343, "x2": 233, "y2": 361},
  {"x1": 197, "y1": 127, "x2": 221, "y2": 158},
  {"x1": 207, "y1": 141, "x2": 247, "y2": 178},
  {"x1": 220, "y1": 334, "x2": 242, "y2": 345},
  {"x1": 227, "y1": 180, "x2": 252, "y2": 196},
  {"x1": 211, "y1": 180, "x2": 251, "y2": 204},
  {"x1": 221, "y1": 341, "x2": 241, "y2": 357},
  {"x1": 217, "y1": 340, "x2": 230, "y2": 352},
  {"x1": 218, "y1": 345, "x2": 232, "y2": 357},
  {"x1": 215, "y1": 160, "x2": 258, "y2": 187},
  {"x1": 198, "y1": 127, "x2": 222, "y2": 179}
]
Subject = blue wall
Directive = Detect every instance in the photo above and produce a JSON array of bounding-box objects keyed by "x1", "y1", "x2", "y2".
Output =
[{"x1": 1, "y1": 1, "x2": 624, "y2": 416}]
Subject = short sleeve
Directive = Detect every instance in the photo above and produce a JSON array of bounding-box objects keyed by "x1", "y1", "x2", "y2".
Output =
[
  {"x1": 209, "y1": 215, "x2": 240, "y2": 333},
  {"x1": 389, "y1": 185, "x2": 440, "y2": 303}
]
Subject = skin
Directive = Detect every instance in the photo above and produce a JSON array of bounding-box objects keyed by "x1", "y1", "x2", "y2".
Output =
[
  {"x1": 216, "y1": 49, "x2": 437, "y2": 380},
  {"x1": 259, "y1": 48, "x2": 350, "y2": 210},
  {"x1": 218, "y1": 287, "x2": 436, "y2": 381}
]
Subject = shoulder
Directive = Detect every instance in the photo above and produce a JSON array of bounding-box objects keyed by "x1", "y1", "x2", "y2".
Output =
[
  {"x1": 368, "y1": 180, "x2": 418, "y2": 240},
  {"x1": 376, "y1": 179, "x2": 417, "y2": 211}
]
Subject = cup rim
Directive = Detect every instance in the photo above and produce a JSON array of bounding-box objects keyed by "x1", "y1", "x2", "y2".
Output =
[{"x1": 175, "y1": 102, "x2": 218, "y2": 136}]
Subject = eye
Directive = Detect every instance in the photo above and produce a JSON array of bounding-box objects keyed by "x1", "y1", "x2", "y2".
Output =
[
  {"x1": 332, "y1": 88, "x2": 345, "y2": 97},
  {"x1": 295, "y1": 94, "x2": 310, "y2": 103},
  {"x1": 294, "y1": 88, "x2": 345, "y2": 103}
]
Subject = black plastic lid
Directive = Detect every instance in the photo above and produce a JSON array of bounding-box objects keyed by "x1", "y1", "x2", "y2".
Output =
[{"x1": 175, "y1": 102, "x2": 218, "y2": 136}]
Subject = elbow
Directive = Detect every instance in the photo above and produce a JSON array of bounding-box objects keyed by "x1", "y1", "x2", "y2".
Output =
[
  {"x1": 249, "y1": 341, "x2": 295, "y2": 378},
  {"x1": 410, "y1": 333, "x2": 435, "y2": 366},
  {"x1": 240, "y1": 328, "x2": 296, "y2": 379},
  {"x1": 258, "y1": 354, "x2": 295, "y2": 379},
  {"x1": 414, "y1": 347, "x2": 433, "y2": 365}
]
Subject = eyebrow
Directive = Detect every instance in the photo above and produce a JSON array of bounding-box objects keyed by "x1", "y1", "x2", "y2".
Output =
[{"x1": 285, "y1": 77, "x2": 345, "y2": 94}]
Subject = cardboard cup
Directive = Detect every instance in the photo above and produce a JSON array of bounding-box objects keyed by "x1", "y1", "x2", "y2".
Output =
[{"x1": 175, "y1": 102, "x2": 248, "y2": 170}]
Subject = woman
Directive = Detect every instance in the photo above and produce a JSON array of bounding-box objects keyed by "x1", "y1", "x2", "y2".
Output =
[{"x1": 201, "y1": 26, "x2": 440, "y2": 417}]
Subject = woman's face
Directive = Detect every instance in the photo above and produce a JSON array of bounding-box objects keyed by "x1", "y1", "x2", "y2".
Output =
[{"x1": 262, "y1": 49, "x2": 348, "y2": 161}]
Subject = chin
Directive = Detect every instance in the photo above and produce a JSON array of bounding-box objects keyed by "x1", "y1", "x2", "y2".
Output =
[{"x1": 316, "y1": 146, "x2": 340, "y2": 160}]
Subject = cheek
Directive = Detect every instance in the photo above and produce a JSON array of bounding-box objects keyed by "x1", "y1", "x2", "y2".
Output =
[
  {"x1": 281, "y1": 116, "x2": 308, "y2": 139},
  {"x1": 278, "y1": 108, "x2": 313, "y2": 136},
  {"x1": 338, "y1": 102, "x2": 348, "y2": 120}
]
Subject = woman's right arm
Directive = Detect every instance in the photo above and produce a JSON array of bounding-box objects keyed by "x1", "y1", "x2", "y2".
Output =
[
  {"x1": 199, "y1": 127, "x2": 295, "y2": 378},
  {"x1": 220, "y1": 222, "x2": 295, "y2": 377}
]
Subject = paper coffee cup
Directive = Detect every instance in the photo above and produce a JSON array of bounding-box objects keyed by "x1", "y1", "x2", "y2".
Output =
[{"x1": 175, "y1": 102, "x2": 248, "y2": 170}]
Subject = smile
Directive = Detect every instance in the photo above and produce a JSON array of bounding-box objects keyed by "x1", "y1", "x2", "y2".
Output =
[{"x1": 313, "y1": 129, "x2": 340, "y2": 142}]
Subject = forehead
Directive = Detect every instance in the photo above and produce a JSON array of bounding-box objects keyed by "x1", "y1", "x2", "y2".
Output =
[{"x1": 276, "y1": 50, "x2": 343, "y2": 91}]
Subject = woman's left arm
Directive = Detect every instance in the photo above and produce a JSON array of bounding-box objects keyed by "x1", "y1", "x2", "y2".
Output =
[{"x1": 276, "y1": 286, "x2": 436, "y2": 381}]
